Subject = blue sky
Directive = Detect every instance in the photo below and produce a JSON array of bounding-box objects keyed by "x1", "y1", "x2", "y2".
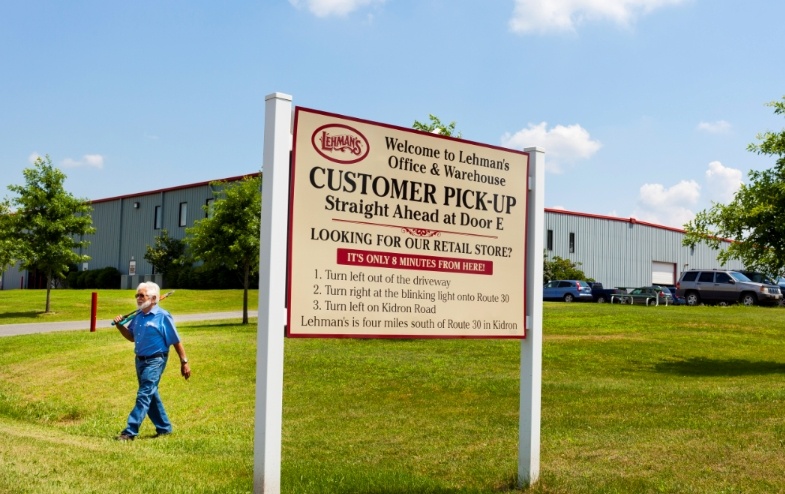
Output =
[{"x1": 1, "y1": 0, "x2": 783, "y2": 228}]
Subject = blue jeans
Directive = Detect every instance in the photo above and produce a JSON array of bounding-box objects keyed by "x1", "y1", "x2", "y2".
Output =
[{"x1": 122, "y1": 355, "x2": 172, "y2": 436}]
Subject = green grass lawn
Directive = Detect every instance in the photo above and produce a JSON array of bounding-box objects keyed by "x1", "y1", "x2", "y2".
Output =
[
  {"x1": 0, "y1": 288, "x2": 258, "y2": 324},
  {"x1": 1, "y1": 296, "x2": 785, "y2": 493}
]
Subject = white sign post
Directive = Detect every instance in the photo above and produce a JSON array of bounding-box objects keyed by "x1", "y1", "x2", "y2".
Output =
[
  {"x1": 519, "y1": 147, "x2": 544, "y2": 487},
  {"x1": 254, "y1": 92, "x2": 292, "y2": 493}
]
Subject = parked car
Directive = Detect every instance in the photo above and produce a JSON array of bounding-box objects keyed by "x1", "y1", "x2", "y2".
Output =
[
  {"x1": 744, "y1": 273, "x2": 785, "y2": 306},
  {"x1": 617, "y1": 285, "x2": 674, "y2": 305},
  {"x1": 676, "y1": 269, "x2": 782, "y2": 306},
  {"x1": 543, "y1": 280, "x2": 593, "y2": 302},
  {"x1": 739, "y1": 271, "x2": 778, "y2": 285},
  {"x1": 778, "y1": 277, "x2": 785, "y2": 305},
  {"x1": 587, "y1": 282, "x2": 625, "y2": 303},
  {"x1": 663, "y1": 286, "x2": 685, "y2": 305}
]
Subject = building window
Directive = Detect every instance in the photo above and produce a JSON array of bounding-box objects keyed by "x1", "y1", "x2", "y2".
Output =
[
  {"x1": 179, "y1": 202, "x2": 188, "y2": 227},
  {"x1": 154, "y1": 206, "x2": 162, "y2": 229},
  {"x1": 569, "y1": 232, "x2": 575, "y2": 253},
  {"x1": 546, "y1": 229, "x2": 553, "y2": 251},
  {"x1": 205, "y1": 198, "x2": 215, "y2": 218}
]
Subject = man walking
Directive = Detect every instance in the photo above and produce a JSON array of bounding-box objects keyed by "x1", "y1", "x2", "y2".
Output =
[{"x1": 113, "y1": 281, "x2": 191, "y2": 440}]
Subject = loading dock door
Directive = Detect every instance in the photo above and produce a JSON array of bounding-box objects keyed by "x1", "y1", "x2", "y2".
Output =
[{"x1": 652, "y1": 261, "x2": 675, "y2": 285}]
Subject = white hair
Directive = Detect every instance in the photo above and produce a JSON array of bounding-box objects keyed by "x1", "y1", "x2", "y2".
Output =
[{"x1": 137, "y1": 281, "x2": 161, "y2": 302}]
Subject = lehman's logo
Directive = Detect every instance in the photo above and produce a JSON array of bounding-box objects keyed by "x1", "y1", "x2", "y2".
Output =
[{"x1": 312, "y1": 124, "x2": 370, "y2": 164}]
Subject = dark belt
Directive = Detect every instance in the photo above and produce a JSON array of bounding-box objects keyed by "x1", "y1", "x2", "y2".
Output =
[{"x1": 136, "y1": 352, "x2": 168, "y2": 361}]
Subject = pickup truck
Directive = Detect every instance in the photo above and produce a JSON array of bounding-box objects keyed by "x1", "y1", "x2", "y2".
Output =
[{"x1": 587, "y1": 282, "x2": 625, "y2": 303}]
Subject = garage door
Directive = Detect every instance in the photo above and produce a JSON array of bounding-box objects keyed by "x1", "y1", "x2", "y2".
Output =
[{"x1": 652, "y1": 261, "x2": 675, "y2": 285}]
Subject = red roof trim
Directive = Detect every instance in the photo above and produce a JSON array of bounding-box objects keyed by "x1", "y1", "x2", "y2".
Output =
[
  {"x1": 545, "y1": 207, "x2": 687, "y2": 234},
  {"x1": 90, "y1": 172, "x2": 261, "y2": 204}
]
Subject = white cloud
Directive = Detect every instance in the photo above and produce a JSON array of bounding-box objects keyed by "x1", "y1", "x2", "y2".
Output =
[
  {"x1": 630, "y1": 161, "x2": 743, "y2": 228},
  {"x1": 509, "y1": 0, "x2": 687, "y2": 34},
  {"x1": 704, "y1": 160, "x2": 742, "y2": 203},
  {"x1": 28, "y1": 152, "x2": 42, "y2": 164},
  {"x1": 500, "y1": 122, "x2": 602, "y2": 173},
  {"x1": 289, "y1": 0, "x2": 384, "y2": 17},
  {"x1": 633, "y1": 179, "x2": 700, "y2": 227},
  {"x1": 62, "y1": 154, "x2": 105, "y2": 169},
  {"x1": 697, "y1": 120, "x2": 731, "y2": 134}
]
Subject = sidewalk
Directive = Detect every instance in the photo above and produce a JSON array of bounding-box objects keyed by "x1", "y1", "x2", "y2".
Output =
[{"x1": 0, "y1": 310, "x2": 259, "y2": 337}]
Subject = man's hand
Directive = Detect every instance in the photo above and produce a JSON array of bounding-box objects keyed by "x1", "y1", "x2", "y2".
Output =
[{"x1": 181, "y1": 362, "x2": 191, "y2": 380}]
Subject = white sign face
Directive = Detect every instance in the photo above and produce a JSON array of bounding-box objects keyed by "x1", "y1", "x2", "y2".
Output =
[
  {"x1": 129, "y1": 260, "x2": 136, "y2": 276},
  {"x1": 287, "y1": 107, "x2": 529, "y2": 338}
]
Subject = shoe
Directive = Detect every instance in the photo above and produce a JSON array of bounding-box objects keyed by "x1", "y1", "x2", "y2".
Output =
[
  {"x1": 154, "y1": 431, "x2": 171, "y2": 438},
  {"x1": 115, "y1": 433, "x2": 135, "y2": 441}
]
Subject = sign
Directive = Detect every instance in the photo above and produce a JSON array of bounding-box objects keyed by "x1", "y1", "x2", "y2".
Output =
[
  {"x1": 287, "y1": 107, "x2": 529, "y2": 338},
  {"x1": 129, "y1": 260, "x2": 136, "y2": 276}
]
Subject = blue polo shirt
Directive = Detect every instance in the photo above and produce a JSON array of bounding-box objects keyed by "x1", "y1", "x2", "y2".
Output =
[{"x1": 128, "y1": 305, "x2": 181, "y2": 357}]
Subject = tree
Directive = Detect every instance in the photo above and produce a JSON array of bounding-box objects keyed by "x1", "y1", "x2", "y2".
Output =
[
  {"x1": 6, "y1": 156, "x2": 95, "y2": 312},
  {"x1": 543, "y1": 253, "x2": 591, "y2": 283},
  {"x1": 683, "y1": 97, "x2": 785, "y2": 277},
  {"x1": 144, "y1": 229, "x2": 186, "y2": 284},
  {"x1": 186, "y1": 176, "x2": 261, "y2": 324},
  {"x1": 413, "y1": 114, "x2": 462, "y2": 138},
  {"x1": 0, "y1": 198, "x2": 20, "y2": 278}
]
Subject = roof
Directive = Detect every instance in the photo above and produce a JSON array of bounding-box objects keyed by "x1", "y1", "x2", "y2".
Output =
[{"x1": 90, "y1": 172, "x2": 261, "y2": 204}]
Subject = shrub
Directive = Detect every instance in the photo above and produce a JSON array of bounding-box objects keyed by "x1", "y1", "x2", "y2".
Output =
[{"x1": 95, "y1": 267, "x2": 121, "y2": 288}]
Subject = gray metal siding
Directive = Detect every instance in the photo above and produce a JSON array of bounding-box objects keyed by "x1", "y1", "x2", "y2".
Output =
[
  {"x1": 80, "y1": 200, "x2": 121, "y2": 270},
  {"x1": 544, "y1": 210, "x2": 742, "y2": 288},
  {"x1": 112, "y1": 186, "x2": 214, "y2": 275},
  {"x1": 161, "y1": 184, "x2": 213, "y2": 240},
  {"x1": 1, "y1": 262, "x2": 24, "y2": 290}
]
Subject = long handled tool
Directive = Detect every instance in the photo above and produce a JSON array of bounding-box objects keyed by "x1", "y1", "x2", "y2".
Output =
[{"x1": 111, "y1": 290, "x2": 175, "y2": 326}]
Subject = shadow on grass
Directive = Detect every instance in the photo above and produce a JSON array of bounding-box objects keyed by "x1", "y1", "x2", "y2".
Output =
[
  {"x1": 655, "y1": 357, "x2": 785, "y2": 376},
  {"x1": 283, "y1": 469, "x2": 520, "y2": 494},
  {"x1": 0, "y1": 311, "x2": 45, "y2": 321}
]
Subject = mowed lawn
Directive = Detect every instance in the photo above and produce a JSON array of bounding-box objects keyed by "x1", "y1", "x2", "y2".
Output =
[
  {"x1": 0, "y1": 289, "x2": 258, "y2": 325},
  {"x1": 1, "y1": 293, "x2": 785, "y2": 493}
]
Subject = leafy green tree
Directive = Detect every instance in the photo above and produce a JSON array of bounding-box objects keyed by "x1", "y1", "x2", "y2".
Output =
[
  {"x1": 6, "y1": 155, "x2": 95, "y2": 312},
  {"x1": 683, "y1": 97, "x2": 785, "y2": 277},
  {"x1": 0, "y1": 198, "x2": 20, "y2": 278},
  {"x1": 144, "y1": 229, "x2": 186, "y2": 284},
  {"x1": 543, "y1": 253, "x2": 591, "y2": 283},
  {"x1": 186, "y1": 176, "x2": 261, "y2": 324},
  {"x1": 413, "y1": 114, "x2": 462, "y2": 138}
]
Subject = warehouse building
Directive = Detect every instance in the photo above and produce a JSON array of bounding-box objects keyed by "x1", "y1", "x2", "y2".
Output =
[
  {"x1": 0, "y1": 173, "x2": 740, "y2": 290},
  {"x1": 544, "y1": 209, "x2": 741, "y2": 289}
]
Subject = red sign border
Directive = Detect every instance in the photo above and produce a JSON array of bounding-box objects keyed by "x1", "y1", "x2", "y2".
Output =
[{"x1": 287, "y1": 106, "x2": 530, "y2": 339}]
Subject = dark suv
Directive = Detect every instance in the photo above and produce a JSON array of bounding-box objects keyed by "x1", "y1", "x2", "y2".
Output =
[{"x1": 676, "y1": 269, "x2": 783, "y2": 306}]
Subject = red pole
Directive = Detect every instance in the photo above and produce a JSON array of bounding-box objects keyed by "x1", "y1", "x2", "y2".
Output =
[{"x1": 90, "y1": 292, "x2": 98, "y2": 332}]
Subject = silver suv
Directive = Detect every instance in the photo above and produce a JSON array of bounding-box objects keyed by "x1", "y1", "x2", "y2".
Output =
[{"x1": 676, "y1": 269, "x2": 783, "y2": 306}]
